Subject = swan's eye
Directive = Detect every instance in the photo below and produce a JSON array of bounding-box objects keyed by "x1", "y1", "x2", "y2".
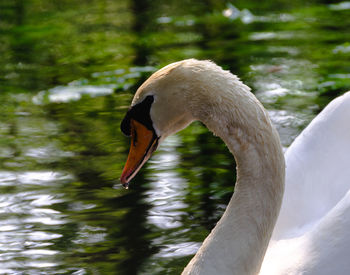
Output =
[{"x1": 120, "y1": 95, "x2": 155, "y2": 137}]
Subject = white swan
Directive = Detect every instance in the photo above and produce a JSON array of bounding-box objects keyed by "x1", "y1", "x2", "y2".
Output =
[
  {"x1": 260, "y1": 88, "x2": 350, "y2": 274},
  {"x1": 120, "y1": 59, "x2": 350, "y2": 274}
]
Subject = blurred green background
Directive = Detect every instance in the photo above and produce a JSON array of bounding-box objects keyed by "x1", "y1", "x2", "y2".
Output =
[{"x1": 0, "y1": 0, "x2": 349, "y2": 274}]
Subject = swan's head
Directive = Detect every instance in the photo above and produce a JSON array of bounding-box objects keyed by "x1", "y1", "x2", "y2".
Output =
[
  {"x1": 120, "y1": 60, "x2": 199, "y2": 186},
  {"x1": 119, "y1": 59, "x2": 252, "y2": 187}
]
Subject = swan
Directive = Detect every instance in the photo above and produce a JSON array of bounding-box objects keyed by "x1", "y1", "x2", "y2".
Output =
[{"x1": 119, "y1": 59, "x2": 350, "y2": 274}]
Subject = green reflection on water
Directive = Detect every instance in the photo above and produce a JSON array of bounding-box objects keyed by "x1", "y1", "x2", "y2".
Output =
[{"x1": 0, "y1": 0, "x2": 349, "y2": 274}]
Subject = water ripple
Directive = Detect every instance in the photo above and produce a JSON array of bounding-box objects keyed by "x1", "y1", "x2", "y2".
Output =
[
  {"x1": 0, "y1": 169, "x2": 71, "y2": 272},
  {"x1": 145, "y1": 136, "x2": 188, "y2": 231}
]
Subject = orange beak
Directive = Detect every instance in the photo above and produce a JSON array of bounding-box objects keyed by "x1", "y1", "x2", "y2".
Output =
[{"x1": 120, "y1": 119, "x2": 158, "y2": 188}]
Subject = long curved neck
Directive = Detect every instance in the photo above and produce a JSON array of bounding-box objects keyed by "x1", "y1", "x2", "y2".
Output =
[{"x1": 182, "y1": 75, "x2": 285, "y2": 275}]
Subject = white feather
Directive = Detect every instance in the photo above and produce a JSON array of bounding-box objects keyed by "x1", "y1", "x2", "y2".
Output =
[{"x1": 130, "y1": 59, "x2": 350, "y2": 274}]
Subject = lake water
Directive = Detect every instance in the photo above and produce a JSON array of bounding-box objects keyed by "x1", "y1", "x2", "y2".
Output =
[{"x1": 0, "y1": 0, "x2": 349, "y2": 274}]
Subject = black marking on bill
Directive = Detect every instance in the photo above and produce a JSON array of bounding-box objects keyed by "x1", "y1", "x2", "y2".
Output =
[{"x1": 121, "y1": 95, "x2": 155, "y2": 136}]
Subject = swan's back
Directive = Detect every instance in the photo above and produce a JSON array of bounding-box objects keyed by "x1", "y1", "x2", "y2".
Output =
[
  {"x1": 276, "y1": 91, "x2": 350, "y2": 238},
  {"x1": 260, "y1": 91, "x2": 350, "y2": 274}
]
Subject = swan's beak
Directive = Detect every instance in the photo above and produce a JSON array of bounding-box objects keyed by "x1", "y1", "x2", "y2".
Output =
[{"x1": 120, "y1": 119, "x2": 159, "y2": 188}]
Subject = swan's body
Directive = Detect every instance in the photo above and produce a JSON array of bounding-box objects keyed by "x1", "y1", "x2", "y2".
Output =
[
  {"x1": 120, "y1": 59, "x2": 350, "y2": 274},
  {"x1": 261, "y1": 92, "x2": 350, "y2": 274}
]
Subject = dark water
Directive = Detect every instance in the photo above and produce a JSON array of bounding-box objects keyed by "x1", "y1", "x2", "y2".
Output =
[{"x1": 0, "y1": 0, "x2": 350, "y2": 274}]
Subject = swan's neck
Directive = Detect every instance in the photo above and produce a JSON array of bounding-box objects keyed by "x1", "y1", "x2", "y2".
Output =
[{"x1": 183, "y1": 75, "x2": 285, "y2": 275}]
